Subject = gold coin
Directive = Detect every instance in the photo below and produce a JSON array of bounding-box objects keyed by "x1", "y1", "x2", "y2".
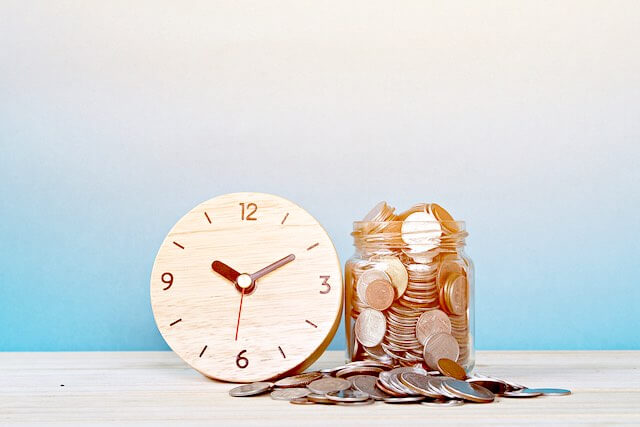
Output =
[
  {"x1": 445, "y1": 274, "x2": 468, "y2": 315},
  {"x1": 372, "y1": 256, "x2": 408, "y2": 299},
  {"x1": 422, "y1": 332, "x2": 459, "y2": 370},
  {"x1": 429, "y1": 203, "x2": 459, "y2": 234},
  {"x1": 365, "y1": 279, "x2": 395, "y2": 311},
  {"x1": 274, "y1": 372, "x2": 323, "y2": 388},
  {"x1": 355, "y1": 308, "x2": 387, "y2": 347},
  {"x1": 436, "y1": 358, "x2": 467, "y2": 380},
  {"x1": 415, "y1": 309, "x2": 452, "y2": 345}
]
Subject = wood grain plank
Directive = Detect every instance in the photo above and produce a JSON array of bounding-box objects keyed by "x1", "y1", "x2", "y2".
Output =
[{"x1": 0, "y1": 351, "x2": 638, "y2": 425}]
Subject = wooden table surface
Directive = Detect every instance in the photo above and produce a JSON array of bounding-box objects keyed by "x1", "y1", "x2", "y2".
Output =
[{"x1": 1, "y1": 350, "x2": 639, "y2": 425}]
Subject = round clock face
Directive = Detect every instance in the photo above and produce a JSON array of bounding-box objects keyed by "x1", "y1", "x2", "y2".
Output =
[{"x1": 150, "y1": 192, "x2": 343, "y2": 382}]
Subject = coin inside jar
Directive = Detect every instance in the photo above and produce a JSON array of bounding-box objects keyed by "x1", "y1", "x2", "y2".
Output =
[
  {"x1": 429, "y1": 203, "x2": 459, "y2": 234},
  {"x1": 365, "y1": 279, "x2": 395, "y2": 311},
  {"x1": 274, "y1": 372, "x2": 323, "y2": 388},
  {"x1": 415, "y1": 309, "x2": 452, "y2": 345},
  {"x1": 355, "y1": 308, "x2": 387, "y2": 347},
  {"x1": 423, "y1": 332, "x2": 460, "y2": 370},
  {"x1": 373, "y1": 256, "x2": 408, "y2": 299},
  {"x1": 356, "y1": 269, "x2": 391, "y2": 305},
  {"x1": 401, "y1": 211, "x2": 442, "y2": 253},
  {"x1": 445, "y1": 274, "x2": 468, "y2": 315},
  {"x1": 437, "y1": 358, "x2": 467, "y2": 380}
]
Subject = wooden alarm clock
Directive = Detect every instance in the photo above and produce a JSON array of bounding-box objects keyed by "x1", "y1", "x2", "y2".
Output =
[{"x1": 150, "y1": 192, "x2": 343, "y2": 383}]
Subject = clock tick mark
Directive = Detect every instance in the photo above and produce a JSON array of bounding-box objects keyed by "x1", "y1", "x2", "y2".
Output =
[
  {"x1": 281, "y1": 212, "x2": 289, "y2": 224},
  {"x1": 305, "y1": 320, "x2": 318, "y2": 328},
  {"x1": 173, "y1": 241, "x2": 185, "y2": 249},
  {"x1": 307, "y1": 243, "x2": 319, "y2": 251},
  {"x1": 204, "y1": 212, "x2": 212, "y2": 224},
  {"x1": 199, "y1": 345, "x2": 208, "y2": 357},
  {"x1": 170, "y1": 318, "x2": 182, "y2": 327},
  {"x1": 278, "y1": 346, "x2": 286, "y2": 358}
]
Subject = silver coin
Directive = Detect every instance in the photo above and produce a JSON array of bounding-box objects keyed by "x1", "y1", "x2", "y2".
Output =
[
  {"x1": 270, "y1": 388, "x2": 310, "y2": 401},
  {"x1": 307, "y1": 377, "x2": 351, "y2": 394},
  {"x1": 383, "y1": 396, "x2": 426, "y2": 404},
  {"x1": 520, "y1": 388, "x2": 571, "y2": 396},
  {"x1": 337, "y1": 399, "x2": 375, "y2": 406},
  {"x1": 289, "y1": 397, "x2": 315, "y2": 405},
  {"x1": 306, "y1": 393, "x2": 336, "y2": 404},
  {"x1": 421, "y1": 399, "x2": 464, "y2": 407},
  {"x1": 228, "y1": 382, "x2": 273, "y2": 397},
  {"x1": 503, "y1": 389, "x2": 543, "y2": 398},
  {"x1": 326, "y1": 389, "x2": 370, "y2": 402}
]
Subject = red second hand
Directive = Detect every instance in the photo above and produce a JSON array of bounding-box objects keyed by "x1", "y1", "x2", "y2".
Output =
[{"x1": 235, "y1": 288, "x2": 245, "y2": 341}]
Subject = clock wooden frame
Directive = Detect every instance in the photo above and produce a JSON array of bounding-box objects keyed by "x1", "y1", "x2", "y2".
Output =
[{"x1": 150, "y1": 192, "x2": 343, "y2": 383}]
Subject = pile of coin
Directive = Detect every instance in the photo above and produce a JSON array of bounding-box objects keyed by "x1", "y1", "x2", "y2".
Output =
[
  {"x1": 345, "y1": 201, "x2": 473, "y2": 371},
  {"x1": 229, "y1": 358, "x2": 571, "y2": 406}
]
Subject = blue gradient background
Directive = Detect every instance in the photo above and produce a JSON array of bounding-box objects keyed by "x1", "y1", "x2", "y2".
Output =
[{"x1": 1, "y1": 1, "x2": 639, "y2": 351}]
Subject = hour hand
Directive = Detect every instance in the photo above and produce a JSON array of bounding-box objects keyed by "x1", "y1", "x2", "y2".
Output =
[{"x1": 212, "y1": 261, "x2": 241, "y2": 284}]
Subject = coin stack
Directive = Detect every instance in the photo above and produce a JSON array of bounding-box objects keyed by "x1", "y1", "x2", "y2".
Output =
[
  {"x1": 345, "y1": 201, "x2": 473, "y2": 371},
  {"x1": 229, "y1": 358, "x2": 571, "y2": 405}
]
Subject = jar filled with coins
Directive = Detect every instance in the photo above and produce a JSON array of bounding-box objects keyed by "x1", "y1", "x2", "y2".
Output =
[{"x1": 345, "y1": 201, "x2": 475, "y2": 372}]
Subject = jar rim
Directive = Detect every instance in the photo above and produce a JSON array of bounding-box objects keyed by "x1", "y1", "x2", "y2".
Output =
[{"x1": 353, "y1": 220, "x2": 466, "y2": 227}]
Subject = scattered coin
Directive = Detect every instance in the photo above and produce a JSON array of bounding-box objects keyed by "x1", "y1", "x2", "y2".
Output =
[
  {"x1": 399, "y1": 372, "x2": 441, "y2": 398},
  {"x1": 326, "y1": 389, "x2": 370, "y2": 402},
  {"x1": 336, "y1": 365, "x2": 383, "y2": 378},
  {"x1": 437, "y1": 358, "x2": 467, "y2": 380},
  {"x1": 503, "y1": 389, "x2": 544, "y2": 398},
  {"x1": 421, "y1": 399, "x2": 464, "y2": 407},
  {"x1": 423, "y1": 332, "x2": 460, "y2": 370},
  {"x1": 306, "y1": 393, "x2": 336, "y2": 404},
  {"x1": 270, "y1": 388, "x2": 310, "y2": 401},
  {"x1": 383, "y1": 396, "x2": 426, "y2": 404},
  {"x1": 466, "y1": 378, "x2": 507, "y2": 395},
  {"x1": 351, "y1": 375, "x2": 390, "y2": 400},
  {"x1": 307, "y1": 377, "x2": 351, "y2": 394},
  {"x1": 274, "y1": 372, "x2": 323, "y2": 388},
  {"x1": 336, "y1": 399, "x2": 375, "y2": 406},
  {"x1": 290, "y1": 397, "x2": 315, "y2": 405},
  {"x1": 228, "y1": 382, "x2": 273, "y2": 397},
  {"x1": 442, "y1": 379, "x2": 495, "y2": 403},
  {"x1": 522, "y1": 388, "x2": 571, "y2": 396},
  {"x1": 355, "y1": 308, "x2": 387, "y2": 347}
]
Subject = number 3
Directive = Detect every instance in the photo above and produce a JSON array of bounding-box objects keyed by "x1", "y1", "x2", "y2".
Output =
[{"x1": 319, "y1": 276, "x2": 331, "y2": 294}]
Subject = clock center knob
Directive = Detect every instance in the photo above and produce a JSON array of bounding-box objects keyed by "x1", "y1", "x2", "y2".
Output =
[{"x1": 236, "y1": 274, "x2": 253, "y2": 289}]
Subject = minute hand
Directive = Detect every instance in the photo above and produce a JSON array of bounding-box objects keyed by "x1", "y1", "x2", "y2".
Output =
[{"x1": 250, "y1": 254, "x2": 295, "y2": 281}]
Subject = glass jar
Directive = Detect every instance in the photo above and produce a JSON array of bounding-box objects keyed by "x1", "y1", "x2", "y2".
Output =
[{"x1": 344, "y1": 202, "x2": 475, "y2": 372}]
